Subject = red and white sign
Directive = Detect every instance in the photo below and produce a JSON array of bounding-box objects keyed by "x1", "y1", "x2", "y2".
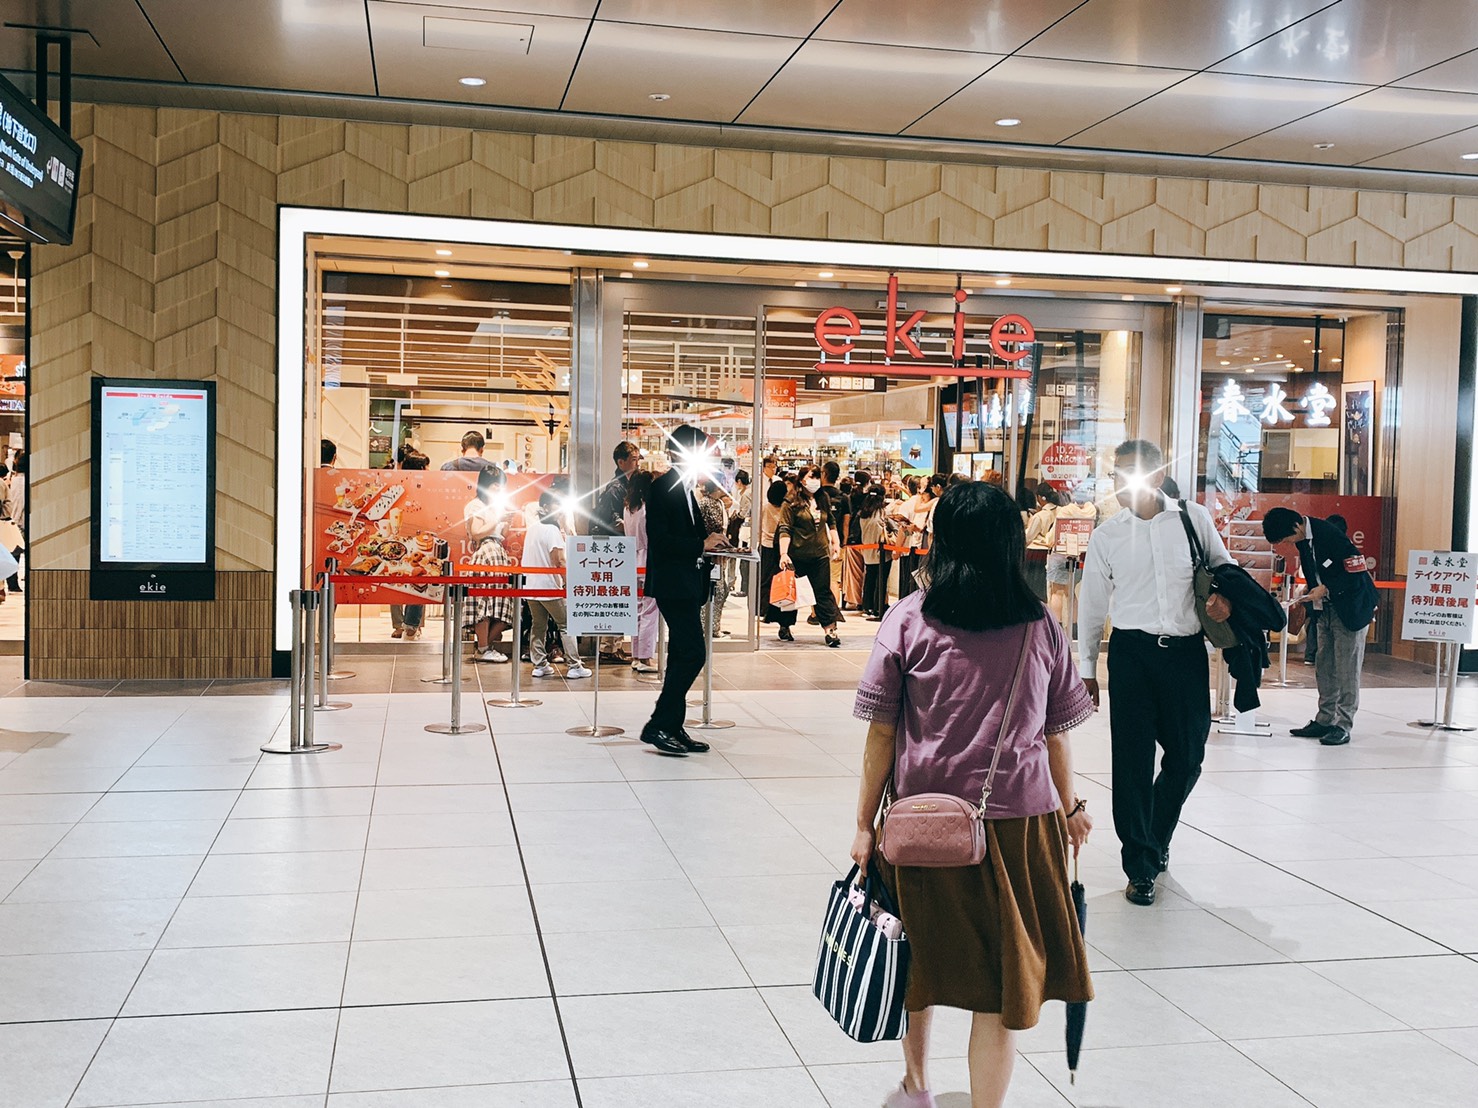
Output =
[
  {"x1": 1040, "y1": 442, "x2": 1089, "y2": 491},
  {"x1": 1402, "y1": 550, "x2": 1477, "y2": 643},
  {"x1": 812, "y1": 275, "x2": 1035, "y2": 379},
  {"x1": 764, "y1": 378, "x2": 797, "y2": 423},
  {"x1": 1055, "y1": 517, "x2": 1095, "y2": 557}
]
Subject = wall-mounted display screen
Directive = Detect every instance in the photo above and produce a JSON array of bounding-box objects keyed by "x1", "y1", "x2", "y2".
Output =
[
  {"x1": 90, "y1": 378, "x2": 216, "y2": 600},
  {"x1": 0, "y1": 71, "x2": 81, "y2": 245}
]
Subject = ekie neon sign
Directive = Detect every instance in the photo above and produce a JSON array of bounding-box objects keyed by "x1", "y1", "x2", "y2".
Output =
[{"x1": 811, "y1": 274, "x2": 1036, "y2": 379}]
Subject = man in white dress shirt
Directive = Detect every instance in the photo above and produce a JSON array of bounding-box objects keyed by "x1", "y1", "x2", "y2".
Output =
[{"x1": 1078, "y1": 440, "x2": 1234, "y2": 906}]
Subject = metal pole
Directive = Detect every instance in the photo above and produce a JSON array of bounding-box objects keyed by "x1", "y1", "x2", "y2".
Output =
[
  {"x1": 427, "y1": 585, "x2": 487, "y2": 734},
  {"x1": 315, "y1": 574, "x2": 351, "y2": 712},
  {"x1": 688, "y1": 582, "x2": 735, "y2": 730},
  {"x1": 1266, "y1": 577, "x2": 1297, "y2": 689},
  {"x1": 264, "y1": 589, "x2": 340, "y2": 754},
  {"x1": 568, "y1": 631, "x2": 623, "y2": 737},
  {"x1": 422, "y1": 570, "x2": 457, "y2": 684},
  {"x1": 638, "y1": 613, "x2": 665, "y2": 686},
  {"x1": 488, "y1": 576, "x2": 541, "y2": 708},
  {"x1": 1437, "y1": 640, "x2": 1476, "y2": 732},
  {"x1": 321, "y1": 560, "x2": 354, "y2": 680},
  {"x1": 1065, "y1": 557, "x2": 1078, "y2": 647},
  {"x1": 1413, "y1": 641, "x2": 1448, "y2": 728}
]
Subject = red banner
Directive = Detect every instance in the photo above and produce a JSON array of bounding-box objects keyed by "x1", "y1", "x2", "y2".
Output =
[{"x1": 1207, "y1": 491, "x2": 1386, "y2": 577}]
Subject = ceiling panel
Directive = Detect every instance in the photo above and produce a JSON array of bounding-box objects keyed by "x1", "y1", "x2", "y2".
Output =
[
  {"x1": 1219, "y1": 86, "x2": 1478, "y2": 164},
  {"x1": 366, "y1": 2, "x2": 587, "y2": 108},
  {"x1": 816, "y1": 0, "x2": 1083, "y2": 54},
  {"x1": 0, "y1": 0, "x2": 180, "y2": 80},
  {"x1": 1358, "y1": 123, "x2": 1478, "y2": 173},
  {"x1": 564, "y1": 23, "x2": 794, "y2": 121},
  {"x1": 1213, "y1": 0, "x2": 1478, "y2": 85},
  {"x1": 907, "y1": 56, "x2": 1188, "y2": 144},
  {"x1": 142, "y1": 0, "x2": 374, "y2": 95},
  {"x1": 1023, "y1": 0, "x2": 1332, "y2": 70},
  {"x1": 1067, "y1": 71, "x2": 1368, "y2": 156},
  {"x1": 738, "y1": 40, "x2": 999, "y2": 134},
  {"x1": 596, "y1": 0, "x2": 836, "y2": 37},
  {"x1": 1395, "y1": 47, "x2": 1478, "y2": 94},
  {"x1": 369, "y1": 0, "x2": 599, "y2": 15}
]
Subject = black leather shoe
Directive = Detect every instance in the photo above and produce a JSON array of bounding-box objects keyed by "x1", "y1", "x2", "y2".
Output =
[
  {"x1": 640, "y1": 729, "x2": 689, "y2": 757},
  {"x1": 1291, "y1": 720, "x2": 1333, "y2": 738},
  {"x1": 1319, "y1": 727, "x2": 1351, "y2": 746},
  {"x1": 1125, "y1": 878, "x2": 1157, "y2": 906},
  {"x1": 676, "y1": 730, "x2": 710, "y2": 754},
  {"x1": 1156, "y1": 847, "x2": 1170, "y2": 874},
  {"x1": 778, "y1": 626, "x2": 794, "y2": 642},
  {"x1": 807, "y1": 614, "x2": 820, "y2": 625},
  {"x1": 825, "y1": 633, "x2": 842, "y2": 648}
]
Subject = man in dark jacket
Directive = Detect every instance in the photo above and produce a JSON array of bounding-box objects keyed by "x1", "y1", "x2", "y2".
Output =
[
  {"x1": 640, "y1": 425, "x2": 730, "y2": 756},
  {"x1": 591, "y1": 441, "x2": 640, "y2": 538},
  {"x1": 1262, "y1": 507, "x2": 1378, "y2": 746}
]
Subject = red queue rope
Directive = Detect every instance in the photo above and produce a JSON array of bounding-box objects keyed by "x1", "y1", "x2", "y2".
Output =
[{"x1": 326, "y1": 574, "x2": 638, "y2": 600}]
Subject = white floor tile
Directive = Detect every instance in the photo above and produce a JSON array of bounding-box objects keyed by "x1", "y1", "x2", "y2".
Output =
[
  {"x1": 1013, "y1": 970, "x2": 1219, "y2": 1054},
  {"x1": 329, "y1": 1083, "x2": 578, "y2": 1107},
  {"x1": 0, "y1": 792, "x2": 100, "y2": 825},
  {"x1": 187, "y1": 850, "x2": 364, "y2": 897},
  {"x1": 80, "y1": 790, "x2": 239, "y2": 823},
  {"x1": 122, "y1": 941, "x2": 351, "y2": 1015},
  {"x1": 1236, "y1": 1029, "x2": 1478, "y2": 1108},
  {"x1": 520, "y1": 839, "x2": 685, "y2": 885},
  {"x1": 0, "y1": 1019, "x2": 111, "y2": 1108},
  {"x1": 1084, "y1": 906, "x2": 1288, "y2": 970},
  {"x1": 0, "y1": 898, "x2": 177, "y2": 956},
  {"x1": 369, "y1": 783, "x2": 509, "y2": 814},
  {"x1": 366, "y1": 809, "x2": 515, "y2": 849},
  {"x1": 72, "y1": 1008, "x2": 339, "y2": 1106},
  {"x1": 49, "y1": 818, "x2": 224, "y2": 858},
  {"x1": 352, "y1": 884, "x2": 536, "y2": 940},
  {"x1": 7, "y1": 854, "x2": 203, "y2": 903},
  {"x1": 0, "y1": 822, "x2": 70, "y2": 860},
  {"x1": 1024, "y1": 1040, "x2": 1315, "y2": 1107},
  {"x1": 160, "y1": 890, "x2": 359, "y2": 948},
  {"x1": 581, "y1": 1066, "x2": 829, "y2": 1108},
  {"x1": 1208, "y1": 902, "x2": 1452, "y2": 960},
  {"x1": 531, "y1": 878, "x2": 713, "y2": 934},
  {"x1": 543, "y1": 925, "x2": 750, "y2": 995},
  {"x1": 0, "y1": 948, "x2": 150, "y2": 1022},
  {"x1": 229, "y1": 786, "x2": 376, "y2": 819},
  {"x1": 211, "y1": 814, "x2": 370, "y2": 854},
  {"x1": 1309, "y1": 955, "x2": 1478, "y2": 1028},
  {"x1": 343, "y1": 934, "x2": 549, "y2": 1005},
  {"x1": 359, "y1": 845, "x2": 524, "y2": 890}
]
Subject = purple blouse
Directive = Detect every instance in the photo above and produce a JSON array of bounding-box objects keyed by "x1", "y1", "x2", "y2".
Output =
[{"x1": 854, "y1": 593, "x2": 1094, "y2": 819}]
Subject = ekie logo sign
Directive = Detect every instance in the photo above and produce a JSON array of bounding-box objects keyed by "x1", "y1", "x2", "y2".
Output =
[{"x1": 811, "y1": 274, "x2": 1035, "y2": 379}]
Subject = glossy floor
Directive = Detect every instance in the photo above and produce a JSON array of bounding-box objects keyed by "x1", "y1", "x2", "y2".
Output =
[{"x1": 1, "y1": 653, "x2": 1476, "y2": 1107}]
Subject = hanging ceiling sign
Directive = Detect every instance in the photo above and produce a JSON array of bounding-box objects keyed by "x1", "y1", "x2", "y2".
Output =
[
  {"x1": 0, "y1": 71, "x2": 81, "y2": 245},
  {"x1": 811, "y1": 275, "x2": 1035, "y2": 379}
]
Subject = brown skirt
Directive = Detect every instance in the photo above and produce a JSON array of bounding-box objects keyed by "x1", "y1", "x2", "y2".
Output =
[{"x1": 876, "y1": 812, "x2": 1093, "y2": 1030}]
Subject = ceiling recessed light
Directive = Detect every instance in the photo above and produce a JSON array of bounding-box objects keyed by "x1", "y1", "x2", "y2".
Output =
[
  {"x1": 1331, "y1": 357, "x2": 1343, "y2": 363},
  {"x1": 1462, "y1": 153, "x2": 1478, "y2": 160},
  {"x1": 1274, "y1": 352, "x2": 1282, "y2": 358},
  {"x1": 620, "y1": 271, "x2": 634, "y2": 279},
  {"x1": 1165, "y1": 286, "x2": 1182, "y2": 294},
  {"x1": 1121, "y1": 294, "x2": 1135, "y2": 301},
  {"x1": 1253, "y1": 356, "x2": 1262, "y2": 361},
  {"x1": 1244, "y1": 367, "x2": 1254, "y2": 373},
  {"x1": 995, "y1": 277, "x2": 1012, "y2": 286},
  {"x1": 1220, "y1": 360, "x2": 1230, "y2": 366},
  {"x1": 995, "y1": 118, "x2": 1022, "y2": 127},
  {"x1": 632, "y1": 260, "x2": 649, "y2": 269},
  {"x1": 649, "y1": 92, "x2": 671, "y2": 102},
  {"x1": 818, "y1": 271, "x2": 833, "y2": 279},
  {"x1": 434, "y1": 269, "x2": 450, "y2": 277},
  {"x1": 1303, "y1": 338, "x2": 1312, "y2": 343},
  {"x1": 435, "y1": 248, "x2": 452, "y2": 256},
  {"x1": 794, "y1": 281, "x2": 808, "y2": 287},
  {"x1": 459, "y1": 76, "x2": 486, "y2": 87},
  {"x1": 1313, "y1": 142, "x2": 1335, "y2": 150}
]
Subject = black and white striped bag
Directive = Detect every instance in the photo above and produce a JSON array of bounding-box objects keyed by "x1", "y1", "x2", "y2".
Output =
[{"x1": 812, "y1": 863, "x2": 911, "y2": 1042}]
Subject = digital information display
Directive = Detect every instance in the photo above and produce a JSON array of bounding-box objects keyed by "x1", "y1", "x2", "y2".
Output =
[
  {"x1": 0, "y1": 71, "x2": 81, "y2": 245},
  {"x1": 90, "y1": 378, "x2": 216, "y2": 601}
]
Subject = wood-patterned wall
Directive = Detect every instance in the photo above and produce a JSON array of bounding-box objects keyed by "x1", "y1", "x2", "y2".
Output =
[{"x1": 27, "y1": 103, "x2": 1478, "y2": 677}]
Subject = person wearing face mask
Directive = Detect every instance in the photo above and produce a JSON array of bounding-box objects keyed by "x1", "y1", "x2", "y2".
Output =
[
  {"x1": 1076, "y1": 441, "x2": 1234, "y2": 907},
  {"x1": 778, "y1": 481, "x2": 843, "y2": 647}
]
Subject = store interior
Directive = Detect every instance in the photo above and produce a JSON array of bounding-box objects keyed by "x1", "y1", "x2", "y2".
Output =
[{"x1": 0, "y1": 247, "x2": 25, "y2": 653}]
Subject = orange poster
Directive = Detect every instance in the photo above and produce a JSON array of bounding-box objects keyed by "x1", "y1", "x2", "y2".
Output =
[{"x1": 312, "y1": 468, "x2": 555, "y2": 605}]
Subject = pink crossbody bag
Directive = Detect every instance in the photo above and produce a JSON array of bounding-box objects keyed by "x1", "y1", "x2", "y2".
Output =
[{"x1": 877, "y1": 623, "x2": 1031, "y2": 868}]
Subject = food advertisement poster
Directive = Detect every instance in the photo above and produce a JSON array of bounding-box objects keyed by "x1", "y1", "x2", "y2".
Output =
[
  {"x1": 312, "y1": 468, "x2": 554, "y2": 605},
  {"x1": 1206, "y1": 491, "x2": 1385, "y2": 577}
]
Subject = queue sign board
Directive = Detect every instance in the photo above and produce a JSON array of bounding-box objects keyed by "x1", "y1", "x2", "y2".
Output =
[
  {"x1": 565, "y1": 536, "x2": 637, "y2": 636},
  {"x1": 1402, "y1": 550, "x2": 1477, "y2": 643},
  {"x1": 0, "y1": 71, "x2": 81, "y2": 245},
  {"x1": 90, "y1": 378, "x2": 216, "y2": 600}
]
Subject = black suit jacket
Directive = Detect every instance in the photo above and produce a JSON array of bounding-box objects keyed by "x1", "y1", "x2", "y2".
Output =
[
  {"x1": 644, "y1": 468, "x2": 709, "y2": 602},
  {"x1": 1297, "y1": 516, "x2": 1378, "y2": 631}
]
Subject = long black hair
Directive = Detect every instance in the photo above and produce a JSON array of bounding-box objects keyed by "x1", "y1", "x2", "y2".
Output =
[
  {"x1": 626, "y1": 469, "x2": 654, "y2": 512},
  {"x1": 921, "y1": 482, "x2": 1044, "y2": 631}
]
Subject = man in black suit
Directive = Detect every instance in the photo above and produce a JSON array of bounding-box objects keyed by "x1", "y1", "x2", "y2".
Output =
[
  {"x1": 640, "y1": 425, "x2": 730, "y2": 756},
  {"x1": 1262, "y1": 507, "x2": 1378, "y2": 746}
]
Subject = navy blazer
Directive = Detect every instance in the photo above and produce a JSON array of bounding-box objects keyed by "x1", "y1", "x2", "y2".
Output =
[
  {"x1": 1297, "y1": 516, "x2": 1378, "y2": 631},
  {"x1": 644, "y1": 468, "x2": 709, "y2": 602}
]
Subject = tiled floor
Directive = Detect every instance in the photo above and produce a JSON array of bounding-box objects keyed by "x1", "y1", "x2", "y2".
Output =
[{"x1": 1, "y1": 649, "x2": 1477, "y2": 1107}]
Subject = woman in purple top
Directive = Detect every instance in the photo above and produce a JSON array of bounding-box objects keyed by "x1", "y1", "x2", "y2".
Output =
[{"x1": 851, "y1": 482, "x2": 1096, "y2": 1108}]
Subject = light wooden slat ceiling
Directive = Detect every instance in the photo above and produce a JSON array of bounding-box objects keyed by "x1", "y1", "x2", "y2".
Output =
[{"x1": 5, "y1": 1, "x2": 1478, "y2": 177}]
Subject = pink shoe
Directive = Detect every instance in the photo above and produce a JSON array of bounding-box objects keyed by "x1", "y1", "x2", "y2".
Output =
[{"x1": 883, "y1": 1082, "x2": 937, "y2": 1108}]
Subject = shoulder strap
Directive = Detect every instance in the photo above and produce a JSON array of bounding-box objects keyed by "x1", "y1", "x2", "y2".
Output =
[
  {"x1": 1177, "y1": 498, "x2": 1208, "y2": 569},
  {"x1": 980, "y1": 620, "x2": 1034, "y2": 815}
]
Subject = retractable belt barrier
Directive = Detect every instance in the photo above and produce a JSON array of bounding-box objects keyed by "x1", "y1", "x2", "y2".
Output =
[{"x1": 261, "y1": 589, "x2": 342, "y2": 756}]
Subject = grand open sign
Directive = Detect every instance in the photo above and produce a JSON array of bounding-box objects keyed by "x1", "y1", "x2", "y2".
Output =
[{"x1": 812, "y1": 275, "x2": 1035, "y2": 379}]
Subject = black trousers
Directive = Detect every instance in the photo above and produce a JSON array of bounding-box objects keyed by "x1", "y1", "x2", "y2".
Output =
[
  {"x1": 1107, "y1": 629, "x2": 1211, "y2": 881},
  {"x1": 863, "y1": 555, "x2": 892, "y2": 617},
  {"x1": 899, "y1": 550, "x2": 923, "y2": 598},
  {"x1": 793, "y1": 554, "x2": 840, "y2": 628},
  {"x1": 645, "y1": 593, "x2": 707, "y2": 736}
]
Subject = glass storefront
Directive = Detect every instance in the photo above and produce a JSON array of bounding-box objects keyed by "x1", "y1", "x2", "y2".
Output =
[{"x1": 0, "y1": 245, "x2": 25, "y2": 653}]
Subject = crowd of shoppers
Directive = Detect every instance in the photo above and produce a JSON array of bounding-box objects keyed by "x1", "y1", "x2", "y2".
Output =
[{"x1": 0, "y1": 449, "x2": 24, "y2": 601}]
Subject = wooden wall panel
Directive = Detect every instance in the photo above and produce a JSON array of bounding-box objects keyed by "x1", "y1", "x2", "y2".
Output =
[{"x1": 24, "y1": 102, "x2": 1478, "y2": 679}]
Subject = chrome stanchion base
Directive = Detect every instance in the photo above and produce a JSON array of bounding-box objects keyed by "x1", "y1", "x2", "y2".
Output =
[
  {"x1": 1435, "y1": 722, "x2": 1477, "y2": 733},
  {"x1": 567, "y1": 723, "x2": 624, "y2": 737},
  {"x1": 260, "y1": 739, "x2": 342, "y2": 754},
  {"x1": 686, "y1": 718, "x2": 736, "y2": 730},
  {"x1": 424, "y1": 722, "x2": 488, "y2": 734},
  {"x1": 420, "y1": 674, "x2": 472, "y2": 685},
  {"x1": 487, "y1": 697, "x2": 542, "y2": 708},
  {"x1": 325, "y1": 670, "x2": 356, "y2": 680},
  {"x1": 313, "y1": 701, "x2": 353, "y2": 712}
]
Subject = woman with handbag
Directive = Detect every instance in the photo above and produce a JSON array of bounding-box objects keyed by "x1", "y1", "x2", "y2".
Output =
[
  {"x1": 849, "y1": 482, "x2": 1096, "y2": 1108},
  {"x1": 778, "y1": 482, "x2": 843, "y2": 647}
]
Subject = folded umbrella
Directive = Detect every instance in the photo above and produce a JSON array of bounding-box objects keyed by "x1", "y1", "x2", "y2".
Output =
[{"x1": 1066, "y1": 855, "x2": 1088, "y2": 1084}]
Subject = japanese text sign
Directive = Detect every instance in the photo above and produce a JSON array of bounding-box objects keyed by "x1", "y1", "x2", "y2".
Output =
[
  {"x1": 565, "y1": 536, "x2": 638, "y2": 636},
  {"x1": 1055, "y1": 518, "x2": 1095, "y2": 557},
  {"x1": 1402, "y1": 550, "x2": 1477, "y2": 643}
]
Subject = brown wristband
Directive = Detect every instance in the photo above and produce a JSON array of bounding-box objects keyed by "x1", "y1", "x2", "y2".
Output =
[{"x1": 1067, "y1": 798, "x2": 1087, "y2": 817}]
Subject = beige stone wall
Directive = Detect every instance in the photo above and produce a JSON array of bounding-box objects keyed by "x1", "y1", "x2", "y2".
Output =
[{"x1": 27, "y1": 102, "x2": 1477, "y2": 675}]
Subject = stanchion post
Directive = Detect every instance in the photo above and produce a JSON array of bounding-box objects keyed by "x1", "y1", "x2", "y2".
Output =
[
  {"x1": 321, "y1": 559, "x2": 354, "y2": 680},
  {"x1": 488, "y1": 574, "x2": 540, "y2": 709},
  {"x1": 1413, "y1": 641, "x2": 1448, "y2": 728},
  {"x1": 688, "y1": 580, "x2": 735, "y2": 731},
  {"x1": 315, "y1": 573, "x2": 351, "y2": 713},
  {"x1": 263, "y1": 589, "x2": 341, "y2": 754},
  {"x1": 567, "y1": 633, "x2": 623, "y2": 737},
  {"x1": 638, "y1": 612, "x2": 665, "y2": 686},
  {"x1": 1437, "y1": 640, "x2": 1475, "y2": 732},
  {"x1": 427, "y1": 584, "x2": 487, "y2": 735},
  {"x1": 421, "y1": 565, "x2": 458, "y2": 684},
  {"x1": 1065, "y1": 557, "x2": 1078, "y2": 647}
]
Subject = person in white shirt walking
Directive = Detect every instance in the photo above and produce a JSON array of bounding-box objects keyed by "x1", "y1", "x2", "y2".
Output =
[
  {"x1": 523, "y1": 491, "x2": 591, "y2": 680},
  {"x1": 1077, "y1": 440, "x2": 1233, "y2": 906}
]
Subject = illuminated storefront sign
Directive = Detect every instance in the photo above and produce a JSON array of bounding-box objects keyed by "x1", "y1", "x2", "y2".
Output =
[
  {"x1": 1214, "y1": 378, "x2": 1337, "y2": 426},
  {"x1": 812, "y1": 274, "x2": 1035, "y2": 378}
]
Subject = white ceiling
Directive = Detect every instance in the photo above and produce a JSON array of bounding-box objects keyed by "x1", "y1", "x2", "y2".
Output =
[{"x1": 7, "y1": 0, "x2": 1478, "y2": 178}]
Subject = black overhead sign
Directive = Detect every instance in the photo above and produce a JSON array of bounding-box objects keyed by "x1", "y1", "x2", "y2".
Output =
[
  {"x1": 804, "y1": 373, "x2": 889, "y2": 393},
  {"x1": 0, "y1": 71, "x2": 81, "y2": 245}
]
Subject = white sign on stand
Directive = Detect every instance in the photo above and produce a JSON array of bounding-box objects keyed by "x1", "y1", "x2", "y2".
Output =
[
  {"x1": 1402, "y1": 550, "x2": 1478, "y2": 643},
  {"x1": 565, "y1": 536, "x2": 638, "y2": 636}
]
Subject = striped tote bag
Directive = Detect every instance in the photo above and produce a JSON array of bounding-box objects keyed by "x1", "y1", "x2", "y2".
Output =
[{"x1": 812, "y1": 863, "x2": 911, "y2": 1042}]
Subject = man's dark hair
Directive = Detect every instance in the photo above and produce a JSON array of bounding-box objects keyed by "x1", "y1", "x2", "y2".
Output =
[
  {"x1": 1327, "y1": 514, "x2": 1348, "y2": 534},
  {"x1": 400, "y1": 448, "x2": 430, "y2": 471},
  {"x1": 537, "y1": 489, "x2": 562, "y2": 520},
  {"x1": 460, "y1": 431, "x2": 486, "y2": 453},
  {"x1": 922, "y1": 483, "x2": 1044, "y2": 632},
  {"x1": 320, "y1": 439, "x2": 336, "y2": 466},
  {"x1": 613, "y1": 441, "x2": 638, "y2": 463},
  {"x1": 822, "y1": 460, "x2": 840, "y2": 484},
  {"x1": 766, "y1": 479, "x2": 788, "y2": 507},
  {"x1": 668, "y1": 424, "x2": 709, "y2": 453},
  {"x1": 735, "y1": 468, "x2": 750, "y2": 486},
  {"x1": 855, "y1": 470, "x2": 871, "y2": 488},
  {"x1": 763, "y1": 455, "x2": 778, "y2": 470},
  {"x1": 1114, "y1": 439, "x2": 1164, "y2": 471},
  {"x1": 1261, "y1": 506, "x2": 1303, "y2": 543}
]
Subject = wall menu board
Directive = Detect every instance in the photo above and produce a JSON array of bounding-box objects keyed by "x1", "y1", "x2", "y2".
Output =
[
  {"x1": 0, "y1": 71, "x2": 81, "y2": 245},
  {"x1": 90, "y1": 378, "x2": 216, "y2": 601}
]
